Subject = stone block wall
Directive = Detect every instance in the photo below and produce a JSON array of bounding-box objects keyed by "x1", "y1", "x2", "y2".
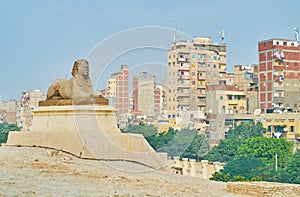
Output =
[
  {"x1": 227, "y1": 182, "x2": 300, "y2": 197},
  {"x1": 170, "y1": 157, "x2": 225, "y2": 179}
]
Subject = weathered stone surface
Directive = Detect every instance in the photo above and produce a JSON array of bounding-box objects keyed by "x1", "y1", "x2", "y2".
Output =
[
  {"x1": 6, "y1": 59, "x2": 166, "y2": 170},
  {"x1": 39, "y1": 95, "x2": 108, "y2": 106},
  {"x1": 227, "y1": 182, "x2": 300, "y2": 197},
  {"x1": 6, "y1": 105, "x2": 167, "y2": 170},
  {"x1": 43, "y1": 59, "x2": 108, "y2": 106}
]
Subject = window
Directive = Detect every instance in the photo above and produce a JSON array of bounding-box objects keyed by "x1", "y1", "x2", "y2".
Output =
[
  {"x1": 206, "y1": 132, "x2": 210, "y2": 139},
  {"x1": 228, "y1": 95, "x2": 233, "y2": 100},
  {"x1": 192, "y1": 72, "x2": 195, "y2": 76},
  {"x1": 290, "y1": 126, "x2": 295, "y2": 132},
  {"x1": 220, "y1": 96, "x2": 223, "y2": 100},
  {"x1": 283, "y1": 42, "x2": 287, "y2": 46},
  {"x1": 237, "y1": 96, "x2": 241, "y2": 100},
  {"x1": 213, "y1": 64, "x2": 216, "y2": 68},
  {"x1": 211, "y1": 121, "x2": 215, "y2": 129},
  {"x1": 276, "y1": 42, "x2": 279, "y2": 45},
  {"x1": 267, "y1": 126, "x2": 272, "y2": 132}
]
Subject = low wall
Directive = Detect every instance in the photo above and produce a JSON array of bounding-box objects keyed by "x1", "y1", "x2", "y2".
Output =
[
  {"x1": 227, "y1": 182, "x2": 300, "y2": 197},
  {"x1": 169, "y1": 157, "x2": 225, "y2": 179}
]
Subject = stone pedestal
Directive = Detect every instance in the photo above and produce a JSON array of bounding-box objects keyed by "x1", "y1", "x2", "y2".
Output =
[{"x1": 6, "y1": 105, "x2": 167, "y2": 170}]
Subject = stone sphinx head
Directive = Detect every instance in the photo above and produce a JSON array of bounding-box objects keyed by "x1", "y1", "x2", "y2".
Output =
[
  {"x1": 72, "y1": 59, "x2": 90, "y2": 78},
  {"x1": 71, "y1": 59, "x2": 92, "y2": 88}
]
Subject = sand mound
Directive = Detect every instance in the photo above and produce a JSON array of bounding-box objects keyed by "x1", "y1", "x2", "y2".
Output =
[{"x1": 0, "y1": 146, "x2": 244, "y2": 196}]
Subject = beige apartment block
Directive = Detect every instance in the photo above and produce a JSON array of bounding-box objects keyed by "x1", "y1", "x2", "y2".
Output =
[
  {"x1": 133, "y1": 72, "x2": 156, "y2": 118},
  {"x1": 206, "y1": 85, "x2": 247, "y2": 147},
  {"x1": 0, "y1": 100, "x2": 18, "y2": 124},
  {"x1": 233, "y1": 64, "x2": 259, "y2": 113},
  {"x1": 167, "y1": 37, "x2": 226, "y2": 122},
  {"x1": 234, "y1": 64, "x2": 258, "y2": 92}
]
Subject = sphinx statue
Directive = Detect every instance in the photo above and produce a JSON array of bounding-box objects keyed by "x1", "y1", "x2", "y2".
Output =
[{"x1": 39, "y1": 59, "x2": 108, "y2": 106}]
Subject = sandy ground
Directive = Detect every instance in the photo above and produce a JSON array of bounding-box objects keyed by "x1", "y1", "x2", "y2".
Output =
[{"x1": 0, "y1": 146, "x2": 247, "y2": 197}]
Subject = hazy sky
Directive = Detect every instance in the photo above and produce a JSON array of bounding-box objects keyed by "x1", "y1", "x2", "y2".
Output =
[{"x1": 1, "y1": 0, "x2": 299, "y2": 100}]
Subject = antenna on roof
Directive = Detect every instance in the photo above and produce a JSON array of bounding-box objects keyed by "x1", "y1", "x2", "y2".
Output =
[
  {"x1": 219, "y1": 29, "x2": 225, "y2": 43},
  {"x1": 295, "y1": 27, "x2": 299, "y2": 43},
  {"x1": 173, "y1": 19, "x2": 178, "y2": 45}
]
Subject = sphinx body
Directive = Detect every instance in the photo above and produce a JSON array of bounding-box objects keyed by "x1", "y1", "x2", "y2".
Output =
[{"x1": 40, "y1": 59, "x2": 108, "y2": 106}]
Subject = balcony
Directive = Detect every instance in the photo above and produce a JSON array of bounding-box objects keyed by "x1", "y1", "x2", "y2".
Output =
[
  {"x1": 177, "y1": 92, "x2": 190, "y2": 97},
  {"x1": 197, "y1": 101, "x2": 206, "y2": 106},
  {"x1": 178, "y1": 75, "x2": 190, "y2": 80},
  {"x1": 274, "y1": 97, "x2": 284, "y2": 102},
  {"x1": 197, "y1": 85, "x2": 206, "y2": 89},
  {"x1": 197, "y1": 94, "x2": 206, "y2": 98}
]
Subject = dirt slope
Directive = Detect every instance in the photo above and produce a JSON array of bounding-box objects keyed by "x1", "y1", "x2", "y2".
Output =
[{"x1": 0, "y1": 146, "x2": 245, "y2": 197}]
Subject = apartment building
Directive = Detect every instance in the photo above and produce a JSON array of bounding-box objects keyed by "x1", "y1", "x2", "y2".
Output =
[
  {"x1": 133, "y1": 72, "x2": 156, "y2": 118},
  {"x1": 233, "y1": 64, "x2": 259, "y2": 113},
  {"x1": 206, "y1": 85, "x2": 247, "y2": 147},
  {"x1": 104, "y1": 65, "x2": 129, "y2": 116},
  {"x1": 167, "y1": 37, "x2": 227, "y2": 120},
  {"x1": 258, "y1": 38, "x2": 300, "y2": 112}
]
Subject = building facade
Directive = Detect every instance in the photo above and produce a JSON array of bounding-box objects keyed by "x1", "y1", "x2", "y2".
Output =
[
  {"x1": 167, "y1": 37, "x2": 227, "y2": 120},
  {"x1": 233, "y1": 64, "x2": 259, "y2": 114},
  {"x1": 116, "y1": 65, "x2": 129, "y2": 115},
  {"x1": 0, "y1": 100, "x2": 19, "y2": 124},
  {"x1": 133, "y1": 72, "x2": 156, "y2": 118},
  {"x1": 206, "y1": 85, "x2": 247, "y2": 147},
  {"x1": 258, "y1": 39, "x2": 300, "y2": 112},
  {"x1": 103, "y1": 65, "x2": 130, "y2": 117}
]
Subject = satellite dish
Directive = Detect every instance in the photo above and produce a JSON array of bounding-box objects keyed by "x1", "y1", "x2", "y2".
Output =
[
  {"x1": 274, "y1": 132, "x2": 282, "y2": 138},
  {"x1": 254, "y1": 108, "x2": 261, "y2": 115},
  {"x1": 283, "y1": 128, "x2": 288, "y2": 132}
]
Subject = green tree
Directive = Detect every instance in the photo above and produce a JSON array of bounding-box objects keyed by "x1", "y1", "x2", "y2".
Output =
[
  {"x1": 157, "y1": 128, "x2": 197, "y2": 157},
  {"x1": 226, "y1": 121, "x2": 266, "y2": 140},
  {"x1": 124, "y1": 125, "x2": 209, "y2": 159},
  {"x1": 280, "y1": 150, "x2": 300, "y2": 184},
  {"x1": 205, "y1": 121, "x2": 266, "y2": 163},
  {"x1": 210, "y1": 155, "x2": 266, "y2": 182},
  {"x1": 204, "y1": 138, "x2": 242, "y2": 163},
  {"x1": 0, "y1": 123, "x2": 20, "y2": 145},
  {"x1": 223, "y1": 155, "x2": 266, "y2": 180},
  {"x1": 123, "y1": 123, "x2": 157, "y2": 137},
  {"x1": 237, "y1": 137, "x2": 293, "y2": 169},
  {"x1": 181, "y1": 133, "x2": 209, "y2": 161}
]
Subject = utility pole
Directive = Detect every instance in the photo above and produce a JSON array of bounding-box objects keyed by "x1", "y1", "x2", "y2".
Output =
[{"x1": 274, "y1": 132, "x2": 281, "y2": 171}]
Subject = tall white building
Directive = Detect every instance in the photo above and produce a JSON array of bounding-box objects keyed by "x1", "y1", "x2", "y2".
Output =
[{"x1": 167, "y1": 37, "x2": 227, "y2": 120}]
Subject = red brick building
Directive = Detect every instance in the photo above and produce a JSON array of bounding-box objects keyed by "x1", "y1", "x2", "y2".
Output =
[
  {"x1": 116, "y1": 65, "x2": 129, "y2": 115},
  {"x1": 258, "y1": 39, "x2": 300, "y2": 112}
]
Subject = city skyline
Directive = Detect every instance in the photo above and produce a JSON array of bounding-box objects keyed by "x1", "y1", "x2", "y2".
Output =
[{"x1": 1, "y1": 0, "x2": 300, "y2": 100}]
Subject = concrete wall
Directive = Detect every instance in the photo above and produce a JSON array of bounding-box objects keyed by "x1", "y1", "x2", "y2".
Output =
[
  {"x1": 227, "y1": 182, "x2": 300, "y2": 197},
  {"x1": 169, "y1": 157, "x2": 225, "y2": 179}
]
